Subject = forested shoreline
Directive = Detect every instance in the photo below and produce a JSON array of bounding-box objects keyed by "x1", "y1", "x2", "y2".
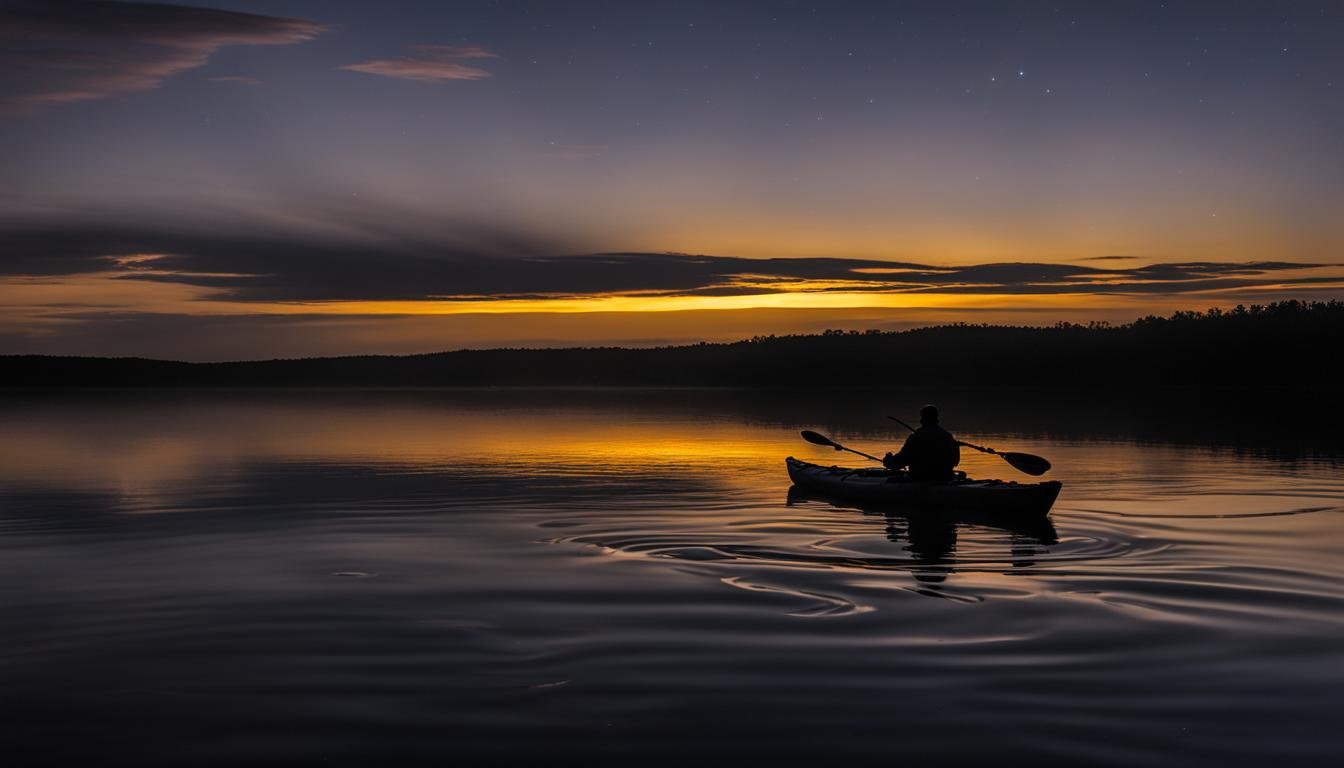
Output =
[{"x1": 4, "y1": 301, "x2": 1340, "y2": 389}]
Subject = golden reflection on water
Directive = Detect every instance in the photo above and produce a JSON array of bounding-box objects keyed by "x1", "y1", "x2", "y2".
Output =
[
  {"x1": 0, "y1": 396, "x2": 1270, "y2": 486},
  {"x1": 4, "y1": 393, "x2": 1339, "y2": 516},
  {"x1": 2, "y1": 402, "x2": 802, "y2": 492},
  {"x1": 19, "y1": 394, "x2": 1331, "y2": 609}
]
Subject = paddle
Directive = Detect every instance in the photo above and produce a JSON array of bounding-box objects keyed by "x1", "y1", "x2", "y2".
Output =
[
  {"x1": 799, "y1": 430, "x2": 884, "y2": 464},
  {"x1": 887, "y1": 416, "x2": 1052, "y2": 476}
]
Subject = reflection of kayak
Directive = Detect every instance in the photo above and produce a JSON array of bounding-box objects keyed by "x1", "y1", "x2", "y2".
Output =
[{"x1": 786, "y1": 457, "x2": 1062, "y2": 516}]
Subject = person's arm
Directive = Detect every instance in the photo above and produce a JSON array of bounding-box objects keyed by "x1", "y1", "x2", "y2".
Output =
[{"x1": 883, "y1": 433, "x2": 917, "y2": 469}]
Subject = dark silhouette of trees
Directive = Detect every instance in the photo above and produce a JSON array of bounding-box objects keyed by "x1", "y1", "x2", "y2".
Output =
[{"x1": 3, "y1": 300, "x2": 1341, "y2": 389}]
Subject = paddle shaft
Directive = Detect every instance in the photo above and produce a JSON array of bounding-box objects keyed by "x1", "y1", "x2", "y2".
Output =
[
  {"x1": 800, "y1": 430, "x2": 885, "y2": 463},
  {"x1": 833, "y1": 445, "x2": 884, "y2": 463}
]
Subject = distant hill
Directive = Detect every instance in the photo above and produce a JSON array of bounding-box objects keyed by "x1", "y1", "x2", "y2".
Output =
[{"x1": 3, "y1": 300, "x2": 1341, "y2": 389}]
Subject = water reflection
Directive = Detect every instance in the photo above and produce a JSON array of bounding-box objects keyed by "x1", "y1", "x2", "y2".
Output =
[
  {"x1": 1, "y1": 390, "x2": 1342, "y2": 766},
  {"x1": 787, "y1": 484, "x2": 1059, "y2": 592}
]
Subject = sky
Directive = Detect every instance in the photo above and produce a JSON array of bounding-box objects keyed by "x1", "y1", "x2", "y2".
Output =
[{"x1": 2, "y1": 0, "x2": 1342, "y2": 360}]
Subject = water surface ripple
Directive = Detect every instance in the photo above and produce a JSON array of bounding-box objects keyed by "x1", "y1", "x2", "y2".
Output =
[{"x1": 1, "y1": 391, "x2": 1341, "y2": 766}]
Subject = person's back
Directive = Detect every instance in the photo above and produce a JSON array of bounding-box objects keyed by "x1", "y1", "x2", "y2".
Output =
[{"x1": 883, "y1": 405, "x2": 960, "y2": 481}]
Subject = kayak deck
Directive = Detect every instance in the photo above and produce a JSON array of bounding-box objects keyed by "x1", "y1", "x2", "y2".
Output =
[{"x1": 786, "y1": 457, "x2": 1062, "y2": 516}]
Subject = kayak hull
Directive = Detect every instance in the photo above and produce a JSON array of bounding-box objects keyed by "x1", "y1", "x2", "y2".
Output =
[{"x1": 786, "y1": 457, "x2": 1061, "y2": 516}]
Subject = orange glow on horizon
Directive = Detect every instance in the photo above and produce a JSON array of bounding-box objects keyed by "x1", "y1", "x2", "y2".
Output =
[{"x1": 4, "y1": 261, "x2": 1343, "y2": 359}]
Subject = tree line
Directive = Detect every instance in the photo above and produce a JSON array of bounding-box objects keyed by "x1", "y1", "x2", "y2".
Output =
[{"x1": 3, "y1": 300, "x2": 1340, "y2": 388}]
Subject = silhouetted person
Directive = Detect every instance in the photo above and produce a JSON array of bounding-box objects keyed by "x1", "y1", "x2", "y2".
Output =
[{"x1": 883, "y1": 404, "x2": 960, "y2": 481}]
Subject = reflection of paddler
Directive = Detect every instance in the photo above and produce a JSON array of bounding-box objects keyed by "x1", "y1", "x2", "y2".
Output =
[
  {"x1": 884, "y1": 511, "x2": 1058, "y2": 586},
  {"x1": 883, "y1": 512, "x2": 957, "y2": 584},
  {"x1": 786, "y1": 484, "x2": 1058, "y2": 586}
]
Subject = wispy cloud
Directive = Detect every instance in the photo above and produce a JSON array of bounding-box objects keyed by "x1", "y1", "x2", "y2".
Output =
[
  {"x1": 341, "y1": 44, "x2": 498, "y2": 82},
  {"x1": 0, "y1": 0, "x2": 324, "y2": 115}
]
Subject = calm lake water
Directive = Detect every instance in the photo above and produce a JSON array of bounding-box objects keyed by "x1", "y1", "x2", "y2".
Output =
[{"x1": 2, "y1": 389, "x2": 1341, "y2": 766}]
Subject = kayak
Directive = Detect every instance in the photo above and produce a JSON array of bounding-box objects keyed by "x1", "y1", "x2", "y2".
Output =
[{"x1": 786, "y1": 457, "x2": 1062, "y2": 516}]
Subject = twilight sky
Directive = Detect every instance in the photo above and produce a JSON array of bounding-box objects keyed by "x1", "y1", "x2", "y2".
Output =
[{"x1": 2, "y1": 0, "x2": 1342, "y2": 359}]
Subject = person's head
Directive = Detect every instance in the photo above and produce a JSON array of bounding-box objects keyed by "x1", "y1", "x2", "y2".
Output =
[{"x1": 919, "y1": 404, "x2": 940, "y2": 426}]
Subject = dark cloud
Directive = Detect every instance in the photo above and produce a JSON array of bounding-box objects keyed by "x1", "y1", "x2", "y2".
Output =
[
  {"x1": 340, "y1": 44, "x2": 497, "y2": 82},
  {"x1": 0, "y1": 0, "x2": 324, "y2": 115},
  {"x1": 0, "y1": 224, "x2": 1335, "y2": 303}
]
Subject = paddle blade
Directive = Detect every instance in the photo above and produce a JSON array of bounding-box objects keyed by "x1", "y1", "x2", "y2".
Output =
[
  {"x1": 1001, "y1": 452, "x2": 1052, "y2": 476},
  {"x1": 800, "y1": 430, "x2": 837, "y2": 448}
]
